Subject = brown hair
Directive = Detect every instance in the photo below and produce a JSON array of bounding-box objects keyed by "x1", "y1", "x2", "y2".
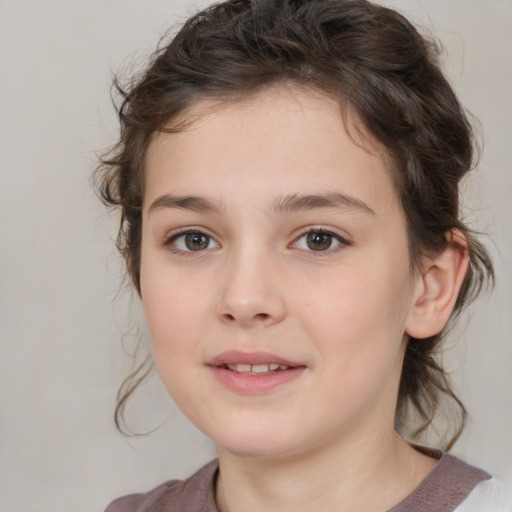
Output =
[{"x1": 95, "y1": 0, "x2": 494, "y2": 447}]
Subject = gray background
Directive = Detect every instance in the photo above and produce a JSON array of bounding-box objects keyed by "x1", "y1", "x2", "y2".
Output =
[{"x1": 0, "y1": 1, "x2": 510, "y2": 511}]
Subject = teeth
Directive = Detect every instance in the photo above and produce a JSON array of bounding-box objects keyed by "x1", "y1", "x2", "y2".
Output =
[
  {"x1": 251, "y1": 364, "x2": 269, "y2": 373},
  {"x1": 226, "y1": 363, "x2": 290, "y2": 374},
  {"x1": 231, "y1": 364, "x2": 251, "y2": 372}
]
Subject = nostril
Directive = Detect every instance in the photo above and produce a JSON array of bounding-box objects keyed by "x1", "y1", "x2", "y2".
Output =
[{"x1": 222, "y1": 312, "x2": 269, "y2": 322}]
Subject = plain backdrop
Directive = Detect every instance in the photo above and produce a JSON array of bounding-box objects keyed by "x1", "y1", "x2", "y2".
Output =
[{"x1": 0, "y1": 1, "x2": 511, "y2": 511}]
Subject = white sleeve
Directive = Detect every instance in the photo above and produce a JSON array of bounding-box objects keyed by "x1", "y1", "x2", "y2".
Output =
[{"x1": 454, "y1": 477, "x2": 512, "y2": 511}]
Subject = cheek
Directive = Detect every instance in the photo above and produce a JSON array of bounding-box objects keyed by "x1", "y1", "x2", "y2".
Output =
[
  {"x1": 296, "y1": 266, "x2": 411, "y2": 417},
  {"x1": 141, "y1": 275, "x2": 213, "y2": 423},
  {"x1": 140, "y1": 261, "x2": 210, "y2": 376},
  {"x1": 141, "y1": 275, "x2": 229, "y2": 430},
  {"x1": 297, "y1": 256, "x2": 412, "y2": 362}
]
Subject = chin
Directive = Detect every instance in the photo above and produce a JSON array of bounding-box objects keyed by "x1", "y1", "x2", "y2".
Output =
[
  {"x1": 211, "y1": 425, "x2": 312, "y2": 461},
  {"x1": 219, "y1": 442, "x2": 299, "y2": 461}
]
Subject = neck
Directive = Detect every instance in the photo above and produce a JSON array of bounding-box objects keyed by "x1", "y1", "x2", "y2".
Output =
[{"x1": 215, "y1": 431, "x2": 437, "y2": 512}]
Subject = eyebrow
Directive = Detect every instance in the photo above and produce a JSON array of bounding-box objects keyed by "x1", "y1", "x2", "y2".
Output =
[
  {"x1": 148, "y1": 194, "x2": 224, "y2": 214},
  {"x1": 271, "y1": 192, "x2": 375, "y2": 216},
  {"x1": 147, "y1": 192, "x2": 375, "y2": 216}
]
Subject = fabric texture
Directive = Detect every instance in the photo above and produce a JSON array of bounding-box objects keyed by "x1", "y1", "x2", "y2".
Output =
[{"x1": 105, "y1": 453, "x2": 511, "y2": 511}]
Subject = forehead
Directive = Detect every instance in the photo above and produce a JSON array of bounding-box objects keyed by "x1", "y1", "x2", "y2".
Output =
[{"x1": 143, "y1": 86, "x2": 398, "y2": 216}]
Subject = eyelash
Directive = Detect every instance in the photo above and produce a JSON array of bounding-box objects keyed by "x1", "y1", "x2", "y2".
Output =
[
  {"x1": 291, "y1": 228, "x2": 350, "y2": 255},
  {"x1": 163, "y1": 227, "x2": 350, "y2": 256},
  {"x1": 163, "y1": 228, "x2": 219, "y2": 256}
]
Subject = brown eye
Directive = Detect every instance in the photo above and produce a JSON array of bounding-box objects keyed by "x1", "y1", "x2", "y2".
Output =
[
  {"x1": 306, "y1": 232, "x2": 334, "y2": 251},
  {"x1": 293, "y1": 230, "x2": 346, "y2": 253},
  {"x1": 170, "y1": 231, "x2": 219, "y2": 252},
  {"x1": 184, "y1": 233, "x2": 210, "y2": 251}
]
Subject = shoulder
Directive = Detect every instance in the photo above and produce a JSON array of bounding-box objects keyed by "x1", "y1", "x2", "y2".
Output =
[
  {"x1": 454, "y1": 477, "x2": 512, "y2": 511},
  {"x1": 390, "y1": 449, "x2": 508, "y2": 512},
  {"x1": 104, "y1": 459, "x2": 219, "y2": 512}
]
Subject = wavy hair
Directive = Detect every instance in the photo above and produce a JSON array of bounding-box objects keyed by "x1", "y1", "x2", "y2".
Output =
[{"x1": 95, "y1": 0, "x2": 494, "y2": 447}]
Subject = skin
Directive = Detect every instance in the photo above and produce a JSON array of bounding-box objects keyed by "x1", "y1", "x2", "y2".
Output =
[{"x1": 139, "y1": 86, "x2": 467, "y2": 511}]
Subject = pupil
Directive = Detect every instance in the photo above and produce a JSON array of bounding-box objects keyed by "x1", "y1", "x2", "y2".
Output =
[
  {"x1": 185, "y1": 233, "x2": 209, "y2": 251},
  {"x1": 307, "y1": 232, "x2": 332, "y2": 251}
]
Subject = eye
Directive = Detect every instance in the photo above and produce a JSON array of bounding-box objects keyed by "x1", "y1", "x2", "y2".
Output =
[
  {"x1": 293, "y1": 230, "x2": 347, "y2": 252},
  {"x1": 167, "y1": 231, "x2": 219, "y2": 252}
]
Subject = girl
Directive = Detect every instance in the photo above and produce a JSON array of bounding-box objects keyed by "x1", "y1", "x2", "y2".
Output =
[{"x1": 96, "y1": 0, "x2": 511, "y2": 510}]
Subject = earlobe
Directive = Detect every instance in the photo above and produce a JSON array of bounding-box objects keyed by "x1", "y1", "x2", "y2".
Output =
[{"x1": 405, "y1": 230, "x2": 469, "y2": 339}]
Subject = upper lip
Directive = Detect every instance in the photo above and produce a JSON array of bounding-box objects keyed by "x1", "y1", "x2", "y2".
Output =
[{"x1": 207, "y1": 350, "x2": 303, "y2": 368}]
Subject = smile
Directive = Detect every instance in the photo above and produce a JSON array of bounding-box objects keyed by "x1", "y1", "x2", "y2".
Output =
[
  {"x1": 223, "y1": 363, "x2": 291, "y2": 375},
  {"x1": 207, "y1": 351, "x2": 306, "y2": 393}
]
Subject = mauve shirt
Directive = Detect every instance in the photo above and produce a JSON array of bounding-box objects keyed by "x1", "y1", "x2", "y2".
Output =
[{"x1": 105, "y1": 452, "x2": 491, "y2": 512}]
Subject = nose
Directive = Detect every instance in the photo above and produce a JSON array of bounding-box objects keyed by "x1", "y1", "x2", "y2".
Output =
[{"x1": 215, "y1": 250, "x2": 287, "y2": 328}]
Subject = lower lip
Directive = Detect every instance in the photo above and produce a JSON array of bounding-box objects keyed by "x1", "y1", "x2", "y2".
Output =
[{"x1": 209, "y1": 366, "x2": 306, "y2": 394}]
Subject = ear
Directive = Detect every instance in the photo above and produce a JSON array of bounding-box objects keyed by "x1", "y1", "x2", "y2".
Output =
[{"x1": 405, "y1": 230, "x2": 469, "y2": 339}]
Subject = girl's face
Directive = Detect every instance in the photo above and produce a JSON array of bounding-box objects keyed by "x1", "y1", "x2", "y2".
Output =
[{"x1": 140, "y1": 87, "x2": 420, "y2": 460}]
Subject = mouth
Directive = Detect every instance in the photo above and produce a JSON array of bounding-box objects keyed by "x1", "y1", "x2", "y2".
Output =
[
  {"x1": 207, "y1": 350, "x2": 303, "y2": 372},
  {"x1": 207, "y1": 351, "x2": 306, "y2": 393},
  {"x1": 219, "y1": 363, "x2": 293, "y2": 375}
]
